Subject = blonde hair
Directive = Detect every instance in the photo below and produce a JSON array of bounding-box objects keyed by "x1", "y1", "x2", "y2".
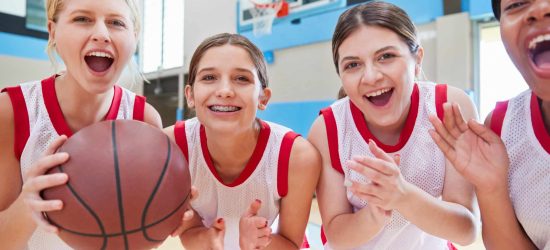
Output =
[{"x1": 45, "y1": 0, "x2": 142, "y2": 70}]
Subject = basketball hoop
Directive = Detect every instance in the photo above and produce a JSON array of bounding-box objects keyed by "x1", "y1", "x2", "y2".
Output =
[{"x1": 249, "y1": 0, "x2": 289, "y2": 36}]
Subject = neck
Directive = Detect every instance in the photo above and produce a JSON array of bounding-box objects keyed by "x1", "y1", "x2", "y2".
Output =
[
  {"x1": 541, "y1": 98, "x2": 550, "y2": 135},
  {"x1": 55, "y1": 73, "x2": 114, "y2": 132},
  {"x1": 205, "y1": 121, "x2": 261, "y2": 182},
  {"x1": 366, "y1": 101, "x2": 411, "y2": 146}
]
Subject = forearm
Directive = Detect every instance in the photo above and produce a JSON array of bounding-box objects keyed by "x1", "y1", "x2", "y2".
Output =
[
  {"x1": 477, "y1": 189, "x2": 536, "y2": 250},
  {"x1": 264, "y1": 234, "x2": 299, "y2": 250},
  {"x1": 324, "y1": 208, "x2": 384, "y2": 249},
  {"x1": 397, "y1": 184, "x2": 477, "y2": 245},
  {"x1": 0, "y1": 195, "x2": 36, "y2": 249},
  {"x1": 179, "y1": 226, "x2": 211, "y2": 249}
]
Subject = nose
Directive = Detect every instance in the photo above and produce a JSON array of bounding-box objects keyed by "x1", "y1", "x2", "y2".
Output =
[
  {"x1": 360, "y1": 63, "x2": 382, "y2": 86},
  {"x1": 216, "y1": 78, "x2": 235, "y2": 98},
  {"x1": 526, "y1": 0, "x2": 550, "y2": 24},
  {"x1": 91, "y1": 22, "x2": 111, "y2": 44}
]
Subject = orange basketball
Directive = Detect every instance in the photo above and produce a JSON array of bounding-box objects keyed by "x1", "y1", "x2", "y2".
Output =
[{"x1": 42, "y1": 120, "x2": 191, "y2": 250}]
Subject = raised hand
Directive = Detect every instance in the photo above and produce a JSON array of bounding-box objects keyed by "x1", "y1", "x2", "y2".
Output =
[
  {"x1": 21, "y1": 135, "x2": 69, "y2": 233},
  {"x1": 348, "y1": 140, "x2": 410, "y2": 212},
  {"x1": 428, "y1": 103, "x2": 509, "y2": 193},
  {"x1": 239, "y1": 199, "x2": 272, "y2": 250}
]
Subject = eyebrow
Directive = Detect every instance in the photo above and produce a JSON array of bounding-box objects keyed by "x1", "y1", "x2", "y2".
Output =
[
  {"x1": 339, "y1": 45, "x2": 398, "y2": 64},
  {"x1": 197, "y1": 67, "x2": 253, "y2": 74},
  {"x1": 68, "y1": 9, "x2": 129, "y2": 20}
]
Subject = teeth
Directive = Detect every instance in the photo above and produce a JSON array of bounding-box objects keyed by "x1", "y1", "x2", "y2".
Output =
[
  {"x1": 366, "y1": 88, "x2": 391, "y2": 98},
  {"x1": 86, "y1": 51, "x2": 113, "y2": 58},
  {"x1": 210, "y1": 105, "x2": 240, "y2": 112},
  {"x1": 528, "y1": 34, "x2": 550, "y2": 50}
]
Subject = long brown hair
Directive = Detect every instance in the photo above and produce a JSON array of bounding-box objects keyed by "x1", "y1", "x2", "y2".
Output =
[
  {"x1": 187, "y1": 33, "x2": 268, "y2": 89},
  {"x1": 332, "y1": 1, "x2": 420, "y2": 74}
]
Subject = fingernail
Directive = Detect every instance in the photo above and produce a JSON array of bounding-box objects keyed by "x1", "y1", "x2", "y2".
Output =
[
  {"x1": 217, "y1": 218, "x2": 223, "y2": 224},
  {"x1": 344, "y1": 180, "x2": 352, "y2": 187},
  {"x1": 265, "y1": 220, "x2": 268, "y2": 227},
  {"x1": 255, "y1": 199, "x2": 261, "y2": 204}
]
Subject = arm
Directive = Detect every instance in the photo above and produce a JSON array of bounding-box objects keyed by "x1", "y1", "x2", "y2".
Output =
[
  {"x1": 308, "y1": 116, "x2": 389, "y2": 249},
  {"x1": 0, "y1": 93, "x2": 68, "y2": 248},
  {"x1": 265, "y1": 137, "x2": 321, "y2": 249},
  {"x1": 143, "y1": 102, "x2": 162, "y2": 129},
  {"x1": 428, "y1": 91, "x2": 536, "y2": 249},
  {"x1": 177, "y1": 207, "x2": 225, "y2": 250}
]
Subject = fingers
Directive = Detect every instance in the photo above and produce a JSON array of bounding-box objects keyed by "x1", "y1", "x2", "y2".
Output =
[
  {"x1": 23, "y1": 173, "x2": 68, "y2": 195},
  {"x1": 367, "y1": 140, "x2": 393, "y2": 163},
  {"x1": 25, "y1": 198, "x2": 63, "y2": 213},
  {"x1": 244, "y1": 199, "x2": 262, "y2": 217},
  {"x1": 429, "y1": 114, "x2": 457, "y2": 148},
  {"x1": 33, "y1": 212, "x2": 59, "y2": 233},
  {"x1": 393, "y1": 154, "x2": 401, "y2": 166},
  {"x1": 189, "y1": 186, "x2": 198, "y2": 201},
  {"x1": 42, "y1": 135, "x2": 68, "y2": 157},
  {"x1": 452, "y1": 103, "x2": 469, "y2": 133},
  {"x1": 26, "y1": 153, "x2": 69, "y2": 180},
  {"x1": 467, "y1": 119, "x2": 502, "y2": 144},
  {"x1": 351, "y1": 155, "x2": 396, "y2": 176},
  {"x1": 212, "y1": 218, "x2": 226, "y2": 231},
  {"x1": 256, "y1": 235, "x2": 273, "y2": 248},
  {"x1": 182, "y1": 209, "x2": 194, "y2": 221},
  {"x1": 348, "y1": 160, "x2": 391, "y2": 186},
  {"x1": 428, "y1": 129, "x2": 457, "y2": 161}
]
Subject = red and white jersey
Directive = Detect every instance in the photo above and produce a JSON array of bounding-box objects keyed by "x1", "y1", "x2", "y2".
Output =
[
  {"x1": 174, "y1": 118, "x2": 299, "y2": 250},
  {"x1": 320, "y1": 82, "x2": 449, "y2": 250},
  {"x1": 2, "y1": 75, "x2": 146, "y2": 250},
  {"x1": 490, "y1": 90, "x2": 550, "y2": 250}
]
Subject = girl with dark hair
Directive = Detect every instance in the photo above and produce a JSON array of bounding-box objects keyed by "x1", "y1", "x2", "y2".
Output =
[{"x1": 308, "y1": 2, "x2": 479, "y2": 249}]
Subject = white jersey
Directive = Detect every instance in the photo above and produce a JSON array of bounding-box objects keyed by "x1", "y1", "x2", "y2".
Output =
[
  {"x1": 321, "y1": 82, "x2": 450, "y2": 250},
  {"x1": 2, "y1": 75, "x2": 146, "y2": 250},
  {"x1": 174, "y1": 117, "x2": 299, "y2": 250},
  {"x1": 490, "y1": 90, "x2": 550, "y2": 250}
]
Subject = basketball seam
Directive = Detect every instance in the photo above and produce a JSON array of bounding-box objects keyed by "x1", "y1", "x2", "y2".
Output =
[{"x1": 112, "y1": 121, "x2": 130, "y2": 250}]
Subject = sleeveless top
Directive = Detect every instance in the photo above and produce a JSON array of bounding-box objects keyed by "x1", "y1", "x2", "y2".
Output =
[
  {"x1": 174, "y1": 117, "x2": 299, "y2": 250},
  {"x1": 2, "y1": 75, "x2": 146, "y2": 250},
  {"x1": 490, "y1": 90, "x2": 550, "y2": 250},
  {"x1": 320, "y1": 82, "x2": 450, "y2": 250}
]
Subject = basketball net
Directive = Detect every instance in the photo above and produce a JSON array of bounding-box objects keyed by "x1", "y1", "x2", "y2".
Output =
[{"x1": 249, "y1": 0, "x2": 289, "y2": 36}]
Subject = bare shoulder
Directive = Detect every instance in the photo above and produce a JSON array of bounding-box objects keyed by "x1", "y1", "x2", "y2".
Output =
[
  {"x1": 0, "y1": 92, "x2": 21, "y2": 211},
  {"x1": 163, "y1": 125, "x2": 176, "y2": 142},
  {"x1": 288, "y1": 136, "x2": 321, "y2": 176},
  {"x1": 307, "y1": 115, "x2": 328, "y2": 149},
  {"x1": 143, "y1": 102, "x2": 162, "y2": 129},
  {"x1": 446, "y1": 85, "x2": 478, "y2": 120}
]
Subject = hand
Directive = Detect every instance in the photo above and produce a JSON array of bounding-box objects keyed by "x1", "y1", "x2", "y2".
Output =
[
  {"x1": 202, "y1": 218, "x2": 226, "y2": 250},
  {"x1": 22, "y1": 135, "x2": 70, "y2": 233},
  {"x1": 171, "y1": 186, "x2": 199, "y2": 237},
  {"x1": 239, "y1": 199, "x2": 272, "y2": 250},
  {"x1": 428, "y1": 103, "x2": 509, "y2": 193},
  {"x1": 348, "y1": 140, "x2": 411, "y2": 211}
]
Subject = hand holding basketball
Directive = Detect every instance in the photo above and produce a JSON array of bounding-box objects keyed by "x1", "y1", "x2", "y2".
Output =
[
  {"x1": 239, "y1": 199, "x2": 272, "y2": 250},
  {"x1": 22, "y1": 135, "x2": 70, "y2": 233}
]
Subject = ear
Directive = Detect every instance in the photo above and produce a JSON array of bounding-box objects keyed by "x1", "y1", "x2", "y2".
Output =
[
  {"x1": 185, "y1": 85, "x2": 195, "y2": 108},
  {"x1": 47, "y1": 20, "x2": 57, "y2": 45},
  {"x1": 415, "y1": 46, "x2": 424, "y2": 77},
  {"x1": 258, "y1": 87, "x2": 271, "y2": 110}
]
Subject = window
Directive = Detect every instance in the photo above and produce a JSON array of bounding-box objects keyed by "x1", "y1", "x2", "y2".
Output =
[
  {"x1": 478, "y1": 23, "x2": 527, "y2": 120},
  {"x1": 142, "y1": 0, "x2": 184, "y2": 73}
]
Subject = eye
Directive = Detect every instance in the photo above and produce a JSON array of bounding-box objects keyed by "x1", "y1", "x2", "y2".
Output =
[
  {"x1": 201, "y1": 74, "x2": 216, "y2": 81},
  {"x1": 73, "y1": 16, "x2": 91, "y2": 23},
  {"x1": 378, "y1": 53, "x2": 396, "y2": 61},
  {"x1": 504, "y1": 1, "x2": 528, "y2": 11},
  {"x1": 109, "y1": 19, "x2": 126, "y2": 28},
  {"x1": 343, "y1": 62, "x2": 360, "y2": 70},
  {"x1": 235, "y1": 75, "x2": 251, "y2": 83}
]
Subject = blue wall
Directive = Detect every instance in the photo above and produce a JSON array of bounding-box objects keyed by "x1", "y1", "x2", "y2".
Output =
[
  {"x1": 462, "y1": 0, "x2": 494, "y2": 19},
  {"x1": 0, "y1": 31, "x2": 48, "y2": 60},
  {"x1": 257, "y1": 100, "x2": 333, "y2": 136}
]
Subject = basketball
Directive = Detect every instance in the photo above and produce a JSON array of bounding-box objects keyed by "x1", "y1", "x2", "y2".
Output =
[{"x1": 41, "y1": 120, "x2": 191, "y2": 250}]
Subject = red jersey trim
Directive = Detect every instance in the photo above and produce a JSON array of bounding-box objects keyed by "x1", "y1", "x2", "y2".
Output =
[
  {"x1": 132, "y1": 95, "x2": 146, "y2": 121},
  {"x1": 41, "y1": 75, "x2": 122, "y2": 137},
  {"x1": 490, "y1": 101, "x2": 509, "y2": 136},
  {"x1": 277, "y1": 131, "x2": 300, "y2": 197},
  {"x1": 1, "y1": 86, "x2": 30, "y2": 161},
  {"x1": 350, "y1": 84, "x2": 420, "y2": 153},
  {"x1": 435, "y1": 84, "x2": 447, "y2": 121},
  {"x1": 320, "y1": 107, "x2": 344, "y2": 174},
  {"x1": 531, "y1": 93, "x2": 550, "y2": 154},
  {"x1": 200, "y1": 119, "x2": 271, "y2": 187},
  {"x1": 174, "y1": 121, "x2": 189, "y2": 162}
]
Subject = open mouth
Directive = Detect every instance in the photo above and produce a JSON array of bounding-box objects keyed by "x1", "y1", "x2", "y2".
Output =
[
  {"x1": 85, "y1": 51, "x2": 114, "y2": 73},
  {"x1": 208, "y1": 105, "x2": 242, "y2": 113},
  {"x1": 364, "y1": 87, "x2": 394, "y2": 107},
  {"x1": 529, "y1": 34, "x2": 550, "y2": 69}
]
